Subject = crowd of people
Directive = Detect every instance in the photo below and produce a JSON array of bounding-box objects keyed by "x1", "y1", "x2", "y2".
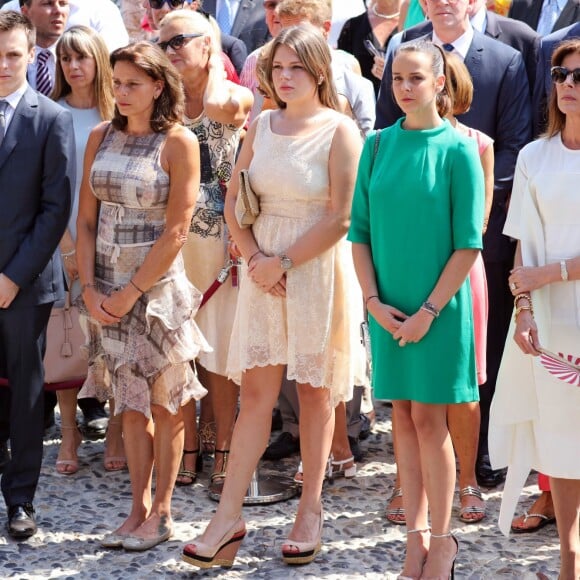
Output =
[{"x1": 0, "y1": 0, "x2": 578, "y2": 578}]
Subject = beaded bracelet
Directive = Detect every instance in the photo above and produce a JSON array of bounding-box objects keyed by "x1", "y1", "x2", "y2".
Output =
[
  {"x1": 81, "y1": 282, "x2": 96, "y2": 294},
  {"x1": 421, "y1": 301, "x2": 440, "y2": 318}
]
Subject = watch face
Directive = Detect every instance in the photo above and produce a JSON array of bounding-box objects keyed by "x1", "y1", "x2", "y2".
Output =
[{"x1": 281, "y1": 256, "x2": 293, "y2": 270}]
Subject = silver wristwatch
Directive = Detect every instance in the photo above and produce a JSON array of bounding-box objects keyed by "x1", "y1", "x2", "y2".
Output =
[{"x1": 280, "y1": 254, "x2": 293, "y2": 271}]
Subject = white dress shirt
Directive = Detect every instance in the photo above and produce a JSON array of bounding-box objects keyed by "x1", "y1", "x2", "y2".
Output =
[
  {"x1": 432, "y1": 24, "x2": 475, "y2": 61},
  {"x1": 27, "y1": 44, "x2": 57, "y2": 93},
  {"x1": 1, "y1": 83, "x2": 29, "y2": 133}
]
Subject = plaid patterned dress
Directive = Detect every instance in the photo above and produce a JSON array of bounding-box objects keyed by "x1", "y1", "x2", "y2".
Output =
[{"x1": 78, "y1": 129, "x2": 209, "y2": 417}]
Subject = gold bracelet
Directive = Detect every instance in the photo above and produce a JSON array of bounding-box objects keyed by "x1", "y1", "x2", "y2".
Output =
[
  {"x1": 514, "y1": 292, "x2": 531, "y2": 305},
  {"x1": 514, "y1": 304, "x2": 533, "y2": 321}
]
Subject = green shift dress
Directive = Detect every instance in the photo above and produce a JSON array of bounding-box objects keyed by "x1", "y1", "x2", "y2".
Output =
[{"x1": 348, "y1": 119, "x2": 484, "y2": 404}]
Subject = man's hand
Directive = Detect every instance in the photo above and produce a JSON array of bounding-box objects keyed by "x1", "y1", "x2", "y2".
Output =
[{"x1": 0, "y1": 273, "x2": 20, "y2": 309}]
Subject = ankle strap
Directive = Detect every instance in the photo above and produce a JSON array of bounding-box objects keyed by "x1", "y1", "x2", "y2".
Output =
[
  {"x1": 431, "y1": 532, "x2": 452, "y2": 538},
  {"x1": 407, "y1": 527, "x2": 430, "y2": 534}
]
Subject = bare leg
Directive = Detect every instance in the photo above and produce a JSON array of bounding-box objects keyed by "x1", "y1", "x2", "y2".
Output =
[
  {"x1": 130, "y1": 404, "x2": 184, "y2": 540},
  {"x1": 448, "y1": 402, "x2": 485, "y2": 521},
  {"x1": 197, "y1": 366, "x2": 239, "y2": 476},
  {"x1": 195, "y1": 365, "x2": 285, "y2": 545},
  {"x1": 330, "y1": 402, "x2": 355, "y2": 473},
  {"x1": 176, "y1": 399, "x2": 199, "y2": 484},
  {"x1": 549, "y1": 478, "x2": 580, "y2": 580},
  {"x1": 393, "y1": 400, "x2": 429, "y2": 579},
  {"x1": 283, "y1": 384, "x2": 334, "y2": 550},
  {"x1": 199, "y1": 385, "x2": 216, "y2": 455},
  {"x1": 387, "y1": 412, "x2": 406, "y2": 524},
  {"x1": 56, "y1": 388, "x2": 82, "y2": 474},
  {"x1": 104, "y1": 399, "x2": 126, "y2": 471},
  {"x1": 113, "y1": 410, "x2": 154, "y2": 535},
  {"x1": 412, "y1": 402, "x2": 456, "y2": 580}
]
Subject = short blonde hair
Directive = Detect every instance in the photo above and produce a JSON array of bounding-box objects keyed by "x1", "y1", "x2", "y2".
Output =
[
  {"x1": 276, "y1": 0, "x2": 332, "y2": 28},
  {"x1": 260, "y1": 24, "x2": 339, "y2": 110},
  {"x1": 159, "y1": 9, "x2": 220, "y2": 55}
]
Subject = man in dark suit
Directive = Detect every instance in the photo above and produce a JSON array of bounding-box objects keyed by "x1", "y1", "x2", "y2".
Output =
[
  {"x1": 204, "y1": 0, "x2": 269, "y2": 53},
  {"x1": 389, "y1": 0, "x2": 540, "y2": 92},
  {"x1": 533, "y1": 22, "x2": 580, "y2": 134},
  {"x1": 508, "y1": 0, "x2": 580, "y2": 36},
  {"x1": 0, "y1": 10, "x2": 74, "y2": 538},
  {"x1": 376, "y1": 0, "x2": 532, "y2": 489}
]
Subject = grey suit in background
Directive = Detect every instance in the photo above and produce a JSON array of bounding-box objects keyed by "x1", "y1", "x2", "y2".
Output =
[
  {"x1": 508, "y1": 0, "x2": 580, "y2": 34},
  {"x1": 204, "y1": 0, "x2": 270, "y2": 53}
]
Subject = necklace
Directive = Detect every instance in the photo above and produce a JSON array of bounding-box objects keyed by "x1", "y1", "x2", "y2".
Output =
[{"x1": 372, "y1": 3, "x2": 400, "y2": 19}]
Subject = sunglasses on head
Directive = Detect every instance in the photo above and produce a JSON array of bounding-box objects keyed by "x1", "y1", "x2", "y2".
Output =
[
  {"x1": 551, "y1": 66, "x2": 580, "y2": 85},
  {"x1": 158, "y1": 33, "x2": 204, "y2": 52},
  {"x1": 149, "y1": 0, "x2": 185, "y2": 9}
]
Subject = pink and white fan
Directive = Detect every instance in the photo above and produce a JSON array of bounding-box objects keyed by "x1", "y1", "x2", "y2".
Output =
[{"x1": 539, "y1": 348, "x2": 580, "y2": 387}]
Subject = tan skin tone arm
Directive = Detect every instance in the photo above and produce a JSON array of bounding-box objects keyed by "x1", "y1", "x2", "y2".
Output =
[
  {"x1": 204, "y1": 51, "x2": 253, "y2": 128},
  {"x1": 353, "y1": 244, "x2": 479, "y2": 346},
  {"x1": 224, "y1": 118, "x2": 363, "y2": 295},
  {"x1": 509, "y1": 242, "x2": 580, "y2": 356},
  {"x1": 76, "y1": 122, "x2": 200, "y2": 325},
  {"x1": 480, "y1": 143, "x2": 494, "y2": 234}
]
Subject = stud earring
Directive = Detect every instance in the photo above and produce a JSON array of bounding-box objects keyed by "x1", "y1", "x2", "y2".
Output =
[{"x1": 318, "y1": 76, "x2": 324, "y2": 85}]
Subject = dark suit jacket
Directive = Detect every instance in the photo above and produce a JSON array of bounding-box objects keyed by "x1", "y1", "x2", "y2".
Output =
[
  {"x1": 204, "y1": 0, "x2": 270, "y2": 53},
  {"x1": 0, "y1": 87, "x2": 74, "y2": 308},
  {"x1": 532, "y1": 22, "x2": 580, "y2": 135},
  {"x1": 222, "y1": 32, "x2": 248, "y2": 75},
  {"x1": 396, "y1": 12, "x2": 540, "y2": 92},
  {"x1": 376, "y1": 30, "x2": 532, "y2": 261},
  {"x1": 508, "y1": 0, "x2": 580, "y2": 34}
]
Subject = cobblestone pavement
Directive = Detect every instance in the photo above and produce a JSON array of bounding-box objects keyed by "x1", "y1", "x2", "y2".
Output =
[{"x1": 0, "y1": 402, "x2": 559, "y2": 579}]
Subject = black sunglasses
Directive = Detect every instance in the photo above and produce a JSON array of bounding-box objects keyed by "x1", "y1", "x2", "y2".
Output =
[
  {"x1": 158, "y1": 33, "x2": 204, "y2": 52},
  {"x1": 551, "y1": 66, "x2": 580, "y2": 85},
  {"x1": 149, "y1": 0, "x2": 185, "y2": 9}
]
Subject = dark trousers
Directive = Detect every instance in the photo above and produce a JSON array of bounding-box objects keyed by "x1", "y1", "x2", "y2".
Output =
[
  {"x1": 0, "y1": 302, "x2": 52, "y2": 507},
  {"x1": 478, "y1": 260, "x2": 514, "y2": 456}
]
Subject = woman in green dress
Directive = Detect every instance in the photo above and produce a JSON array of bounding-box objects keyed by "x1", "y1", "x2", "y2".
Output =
[{"x1": 349, "y1": 41, "x2": 484, "y2": 579}]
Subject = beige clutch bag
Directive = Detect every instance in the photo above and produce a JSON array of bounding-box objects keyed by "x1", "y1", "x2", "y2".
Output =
[{"x1": 234, "y1": 169, "x2": 260, "y2": 229}]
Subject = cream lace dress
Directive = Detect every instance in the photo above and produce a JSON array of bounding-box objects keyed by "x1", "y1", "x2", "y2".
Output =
[{"x1": 227, "y1": 110, "x2": 367, "y2": 404}]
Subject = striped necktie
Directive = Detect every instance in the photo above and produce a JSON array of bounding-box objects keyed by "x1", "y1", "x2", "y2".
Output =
[
  {"x1": 217, "y1": 0, "x2": 232, "y2": 35},
  {"x1": 36, "y1": 49, "x2": 53, "y2": 96},
  {"x1": 0, "y1": 100, "x2": 8, "y2": 146}
]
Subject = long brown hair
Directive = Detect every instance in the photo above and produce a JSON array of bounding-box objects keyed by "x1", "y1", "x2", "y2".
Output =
[
  {"x1": 260, "y1": 24, "x2": 339, "y2": 110},
  {"x1": 544, "y1": 39, "x2": 580, "y2": 138},
  {"x1": 52, "y1": 26, "x2": 114, "y2": 121},
  {"x1": 110, "y1": 42, "x2": 184, "y2": 133}
]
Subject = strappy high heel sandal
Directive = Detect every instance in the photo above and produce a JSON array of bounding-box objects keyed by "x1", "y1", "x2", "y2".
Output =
[
  {"x1": 176, "y1": 436, "x2": 203, "y2": 486},
  {"x1": 103, "y1": 419, "x2": 127, "y2": 472},
  {"x1": 182, "y1": 517, "x2": 246, "y2": 569},
  {"x1": 199, "y1": 420, "x2": 216, "y2": 456},
  {"x1": 459, "y1": 485, "x2": 486, "y2": 523},
  {"x1": 386, "y1": 487, "x2": 406, "y2": 525},
  {"x1": 208, "y1": 449, "x2": 229, "y2": 494},
  {"x1": 398, "y1": 527, "x2": 430, "y2": 580},
  {"x1": 330, "y1": 455, "x2": 356, "y2": 479},
  {"x1": 427, "y1": 532, "x2": 459, "y2": 580},
  {"x1": 282, "y1": 509, "x2": 324, "y2": 565},
  {"x1": 56, "y1": 424, "x2": 82, "y2": 475}
]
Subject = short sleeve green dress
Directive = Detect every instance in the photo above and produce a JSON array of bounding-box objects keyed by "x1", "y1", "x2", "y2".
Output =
[{"x1": 348, "y1": 119, "x2": 484, "y2": 404}]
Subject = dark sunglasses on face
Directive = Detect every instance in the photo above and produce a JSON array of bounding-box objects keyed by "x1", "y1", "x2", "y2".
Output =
[
  {"x1": 149, "y1": 0, "x2": 185, "y2": 9},
  {"x1": 551, "y1": 66, "x2": 580, "y2": 85},
  {"x1": 158, "y1": 33, "x2": 204, "y2": 52}
]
